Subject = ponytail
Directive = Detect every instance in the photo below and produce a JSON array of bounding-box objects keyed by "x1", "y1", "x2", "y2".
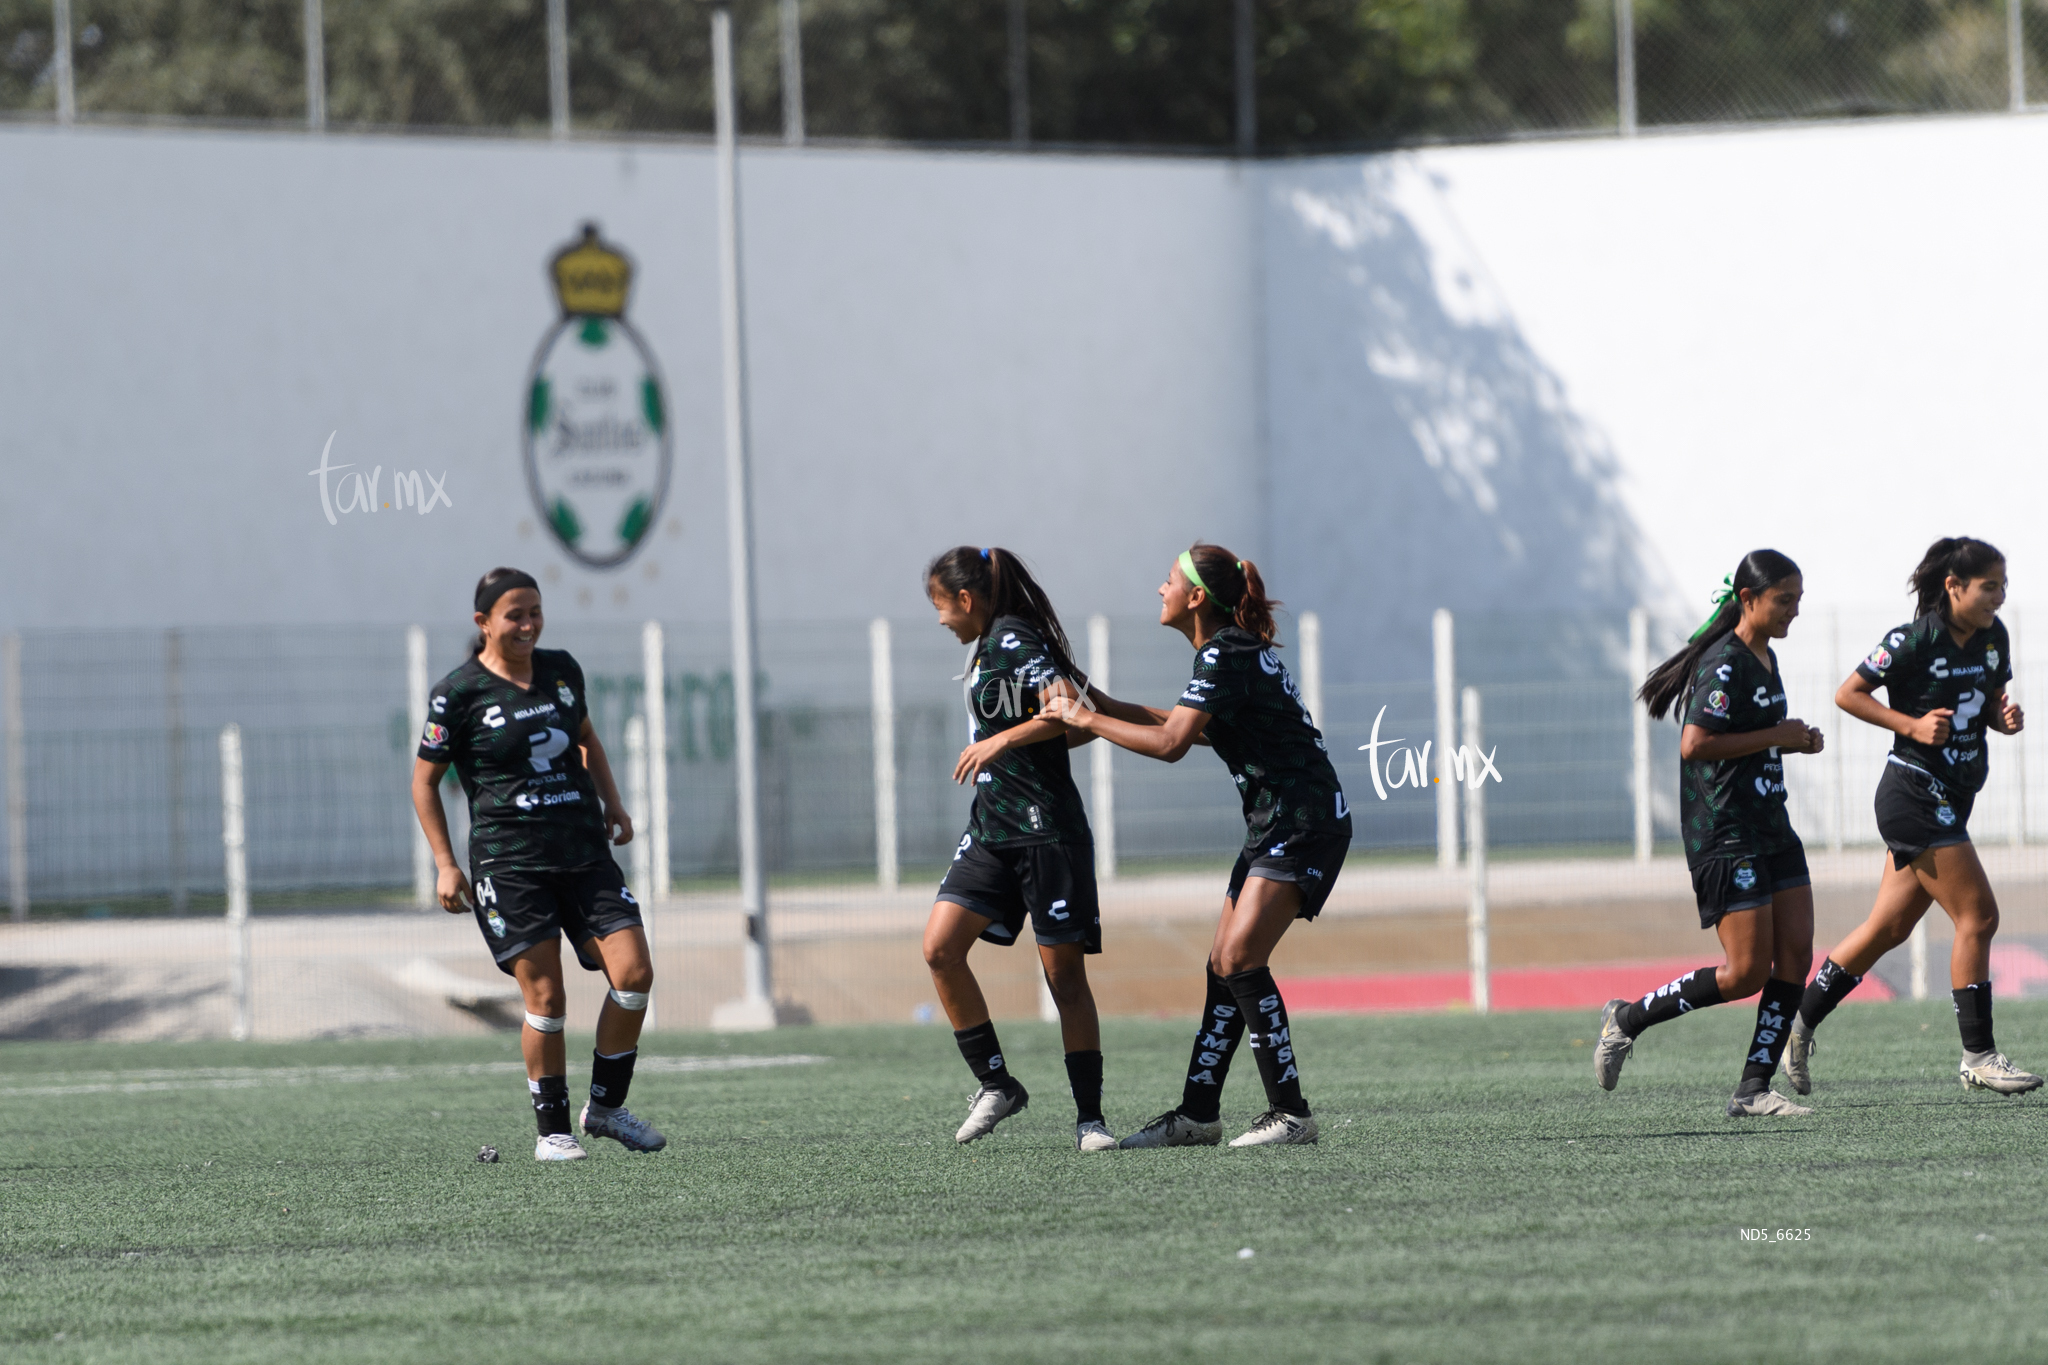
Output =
[
  {"x1": 925, "y1": 546, "x2": 1085, "y2": 685},
  {"x1": 1638, "y1": 549, "x2": 1800, "y2": 721},
  {"x1": 1183, "y1": 542, "x2": 1280, "y2": 646},
  {"x1": 1909, "y1": 536, "x2": 2003, "y2": 620}
]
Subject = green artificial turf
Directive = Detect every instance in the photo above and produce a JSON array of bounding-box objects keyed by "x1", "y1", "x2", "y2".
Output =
[{"x1": 3, "y1": 1001, "x2": 2047, "y2": 1364}]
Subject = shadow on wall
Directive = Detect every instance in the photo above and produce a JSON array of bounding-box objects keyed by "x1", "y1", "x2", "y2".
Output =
[{"x1": 1260, "y1": 155, "x2": 1676, "y2": 684}]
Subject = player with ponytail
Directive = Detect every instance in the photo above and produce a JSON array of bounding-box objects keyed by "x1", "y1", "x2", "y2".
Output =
[
  {"x1": 1784, "y1": 537, "x2": 2039, "y2": 1096},
  {"x1": 922, "y1": 547, "x2": 1116, "y2": 1150},
  {"x1": 1047, "y1": 542, "x2": 1349, "y2": 1148},
  {"x1": 1593, "y1": 550, "x2": 1825, "y2": 1116}
]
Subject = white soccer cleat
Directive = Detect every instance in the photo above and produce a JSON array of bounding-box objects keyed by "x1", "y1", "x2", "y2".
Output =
[
  {"x1": 1780, "y1": 1028, "x2": 1816, "y2": 1096},
  {"x1": 1229, "y1": 1109, "x2": 1319, "y2": 1147},
  {"x1": 1117, "y1": 1110, "x2": 1224, "y2": 1149},
  {"x1": 1593, "y1": 998, "x2": 1634, "y2": 1092},
  {"x1": 1075, "y1": 1119, "x2": 1118, "y2": 1152},
  {"x1": 580, "y1": 1102, "x2": 668, "y2": 1152},
  {"x1": 1726, "y1": 1088, "x2": 1812, "y2": 1118},
  {"x1": 1960, "y1": 1052, "x2": 2044, "y2": 1096},
  {"x1": 534, "y1": 1133, "x2": 589, "y2": 1162},
  {"x1": 955, "y1": 1081, "x2": 1029, "y2": 1143}
]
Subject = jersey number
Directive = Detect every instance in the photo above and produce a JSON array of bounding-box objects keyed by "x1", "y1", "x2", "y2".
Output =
[
  {"x1": 1952, "y1": 690, "x2": 1985, "y2": 735},
  {"x1": 527, "y1": 727, "x2": 571, "y2": 773}
]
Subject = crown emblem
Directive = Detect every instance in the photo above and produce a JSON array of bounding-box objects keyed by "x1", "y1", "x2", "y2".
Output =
[{"x1": 549, "y1": 223, "x2": 632, "y2": 318}]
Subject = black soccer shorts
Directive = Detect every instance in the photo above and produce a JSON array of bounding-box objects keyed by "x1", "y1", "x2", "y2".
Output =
[
  {"x1": 1688, "y1": 840, "x2": 1810, "y2": 929},
  {"x1": 1874, "y1": 759, "x2": 1975, "y2": 870},
  {"x1": 1226, "y1": 830, "x2": 1351, "y2": 922},
  {"x1": 936, "y1": 833, "x2": 1102, "y2": 954},
  {"x1": 469, "y1": 858, "x2": 643, "y2": 975}
]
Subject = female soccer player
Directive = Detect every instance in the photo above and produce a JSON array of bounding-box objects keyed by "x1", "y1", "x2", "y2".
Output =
[
  {"x1": 1044, "y1": 543, "x2": 1349, "y2": 1148},
  {"x1": 1783, "y1": 537, "x2": 2039, "y2": 1095},
  {"x1": 1593, "y1": 550, "x2": 1825, "y2": 1117},
  {"x1": 411, "y1": 567, "x2": 666, "y2": 1162},
  {"x1": 923, "y1": 547, "x2": 1116, "y2": 1151}
]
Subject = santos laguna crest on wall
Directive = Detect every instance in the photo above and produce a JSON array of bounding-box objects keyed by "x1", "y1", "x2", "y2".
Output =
[{"x1": 522, "y1": 223, "x2": 673, "y2": 571}]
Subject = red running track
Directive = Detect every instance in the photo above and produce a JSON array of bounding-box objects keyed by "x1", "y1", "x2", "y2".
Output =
[{"x1": 1278, "y1": 958, "x2": 1900, "y2": 1015}]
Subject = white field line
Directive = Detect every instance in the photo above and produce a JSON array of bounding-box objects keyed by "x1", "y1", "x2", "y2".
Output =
[{"x1": 0, "y1": 1053, "x2": 827, "y2": 1098}]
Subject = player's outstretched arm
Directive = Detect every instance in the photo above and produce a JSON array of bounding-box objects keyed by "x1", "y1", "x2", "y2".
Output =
[
  {"x1": 410, "y1": 758, "x2": 471, "y2": 912},
  {"x1": 577, "y1": 718, "x2": 634, "y2": 846},
  {"x1": 1046, "y1": 697, "x2": 1208, "y2": 763}
]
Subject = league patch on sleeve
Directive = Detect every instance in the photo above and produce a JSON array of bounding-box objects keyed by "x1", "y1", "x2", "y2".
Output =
[
  {"x1": 1704, "y1": 690, "x2": 1730, "y2": 718},
  {"x1": 421, "y1": 721, "x2": 450, "y2": 749},
  {"x1": 1866, "y1": 646, "x2": 1892, "y2": 672}
]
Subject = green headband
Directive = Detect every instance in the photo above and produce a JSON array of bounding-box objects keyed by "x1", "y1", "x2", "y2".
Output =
[
  {"x1": 1687, "y1": 574, "x2": 1737, "y2": 642},
  {"x1": 1179, "y1": 551, "x2": 1248, "y2": 609}
]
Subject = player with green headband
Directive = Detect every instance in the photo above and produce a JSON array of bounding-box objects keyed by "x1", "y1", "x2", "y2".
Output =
[
  {"x1": 1046, "y1": 541, "x2": 1349, "y2": 1148},
  {"x1": 1595, "y1": 549, "x2": 1825, "y2": 1117}
]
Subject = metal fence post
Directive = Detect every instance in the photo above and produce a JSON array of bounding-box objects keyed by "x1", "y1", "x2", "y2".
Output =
[
  {"x1": 1088, "y1": 614, "x2": 1116, "y2": 880},
  {"x1": 1464, "y1": 687, "x2": 1489, "y2": 1015},
  {"x1": 1434, "y1": 609, "x2": 1458, "y2": 869},
  {"x1": 710, "y1": 4, "x2": 776, "y2": 1032},
  {"x1": 4, "y1": 634, "x2": 25, "y2": 922},
  {"x1": 53, "y1": 0, "x2": 74, "y2": 125},
  {"x1": 221, "y1": 723, "x2": 252, "y2": 1041},
  {"x1": 640, "y1": 622, "x2": 671, "y2": 902},
  {"x1": 1234, "y1": 0, "x2": 1256, "y2": 155},
  {"x1": 2012, "y1": 0, "x2": 2028, "y2": 112},
  {"x1": 547, "y1": 0, "x2": 569, "y2": 139},
  {"x1": 781, "y1": 0, "x2": 805, "y2": 145},
  {"x1": 2008, "y1": 607, "x2": 2026, "y2": 846},
  {"x1": 626, "y1": 715, "x2": 652, "y2": 899},
  {"x1": 1630, "y1": 608, "x2": 1651, "y2": 862},
  {"x1": 1299, "y1": 611, "x2": 1324, "y2": 731},
  {"x1": 304, "y1": 0, "x2": 325, "y2": 131},
  {"x1": 407, "y1": 626, "x2": 434, "y2": 906},
  {"x1": 1008, "y1": 0, "x2": 1029, "y2": 147},
  {"x1": 1615, "y1": 0, "x2": 1637, "y2": 136},
  {"x1": 1829, "y1": 609, "x2": 1845, "y2": 853},
  {"x1": 870, "y1": 618, "x2": 899, "y2": 891},
  {"x1": 166, "y1": 629, "x2": 188, "y2": 913},
  {"x1": 1909, "y1": 919, "x2": 1928, "y2": 1001}
]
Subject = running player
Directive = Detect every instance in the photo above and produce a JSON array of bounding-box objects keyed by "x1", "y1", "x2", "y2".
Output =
[
  {"x1": 410, "y1": 567, "x2": 666, "y2": 1161},
  {"x1": 1044, "y1": 543, "x2": 1348, "y2": 1148},
  {"x1": 1593, "y1": 550, "x2": 1824, "y2": 1117},
  {"x1": 1783, "y1": 537, "x2": 2040, "y2": 1095},
  {"x1": 923, "y1": 547, "x2": 1116, "y2": 1151}
]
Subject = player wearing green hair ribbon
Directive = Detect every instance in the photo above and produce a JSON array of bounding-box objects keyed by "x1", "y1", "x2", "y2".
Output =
[
  {"x1": 1047, "y1": 542, "x2": 1349, "y2": 1149},
  {"x1": 1596, "y1": 549, "x2": 1825, "y2": 1118}
]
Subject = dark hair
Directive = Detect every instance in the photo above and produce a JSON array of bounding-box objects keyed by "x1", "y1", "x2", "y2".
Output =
[
  {"x1": 470, "y1": 567, "x2": 540, "y2": 656},
  {"x1": 1638, "y1": 549, "x2": 1800, "y2": 721},
  {"x1": 1183, "y1": 542, "x2": 1280, "y2": 647},
  {"x1": 1909, "y1": 536, "x2": 2003, "y2": 620},
  {"x1": 925, "y1": 547, "x2": 1084, "y2": 685}
]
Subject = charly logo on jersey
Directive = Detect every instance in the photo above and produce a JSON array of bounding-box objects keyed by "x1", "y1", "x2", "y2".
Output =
[{"x1": 524, "y1": 224, "x2": 673, "y2": 570}]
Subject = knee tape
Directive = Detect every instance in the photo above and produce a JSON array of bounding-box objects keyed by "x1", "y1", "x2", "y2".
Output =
[
  {"x1": 524, "y1": 1012, "x2": 566, "y2": 1034},
  {"x1": 608, "y1": 988, "x2": 649, "y2": 1012}
]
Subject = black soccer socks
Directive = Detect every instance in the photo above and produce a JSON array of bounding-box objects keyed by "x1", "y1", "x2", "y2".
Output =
[
  {"x1": 1737, "y1": 979, "x2": 1803, "y2": 1091},
  {"x1": 589, "y1": 1048, "x2": 638, "y2": 1111},
  {"x1": 1225, "y1": 967, "x2": 1308, "y2": 1118},
  {"x1": 529, "y1": 1075, "x2": 571, "y2": 1137},
  {"x1": 1179, "y1": 967, "x2": 1247, "y2": 1124},
  {"x1": 1954, "y1": 981, "x2": 1996, "y2": 1055},
  {"x1": 953, "y1": 1021, "x2": 1015, "y2": 1088},
  {"x1": 1797, "y1": 957, "x2": 1862, "y2": 1035},
  {"x1": 1617, "y1": 965, "x2": 1726, "y2": 1036},
  {"x1": 1064, "y1": 1049, "x2": 1104, "y2": 1124}
]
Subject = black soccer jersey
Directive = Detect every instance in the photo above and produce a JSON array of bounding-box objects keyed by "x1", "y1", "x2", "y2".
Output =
[
  {"x1": 1178, "y1": 627, "x2": 1351, "y2": 853},
  {"x1": 962, "y1": 616, "x2": 1091, "y2": 847},
  {"x1": 417, "y1": 649, "x2": 612, "y2": 873},
  {"x1": 1679, "y1": 631, "x2": 1798, "y2": 861},
  {"x1": 1856, "y1": 613, "x2": 2011, "y2": 794}
]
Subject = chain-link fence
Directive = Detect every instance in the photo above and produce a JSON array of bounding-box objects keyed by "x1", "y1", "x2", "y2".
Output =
[
  {"x1": 3, "y1": 0, "x2": 2042, "y2": 149},
  {"x1": 6, "y1": 605, "x2": 2048, "y2": 1042}
]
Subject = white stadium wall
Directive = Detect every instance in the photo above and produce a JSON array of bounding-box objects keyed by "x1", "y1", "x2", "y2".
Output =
[{"x1": 7, "y1": 113, "x2": 2048, "y2": 683}]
